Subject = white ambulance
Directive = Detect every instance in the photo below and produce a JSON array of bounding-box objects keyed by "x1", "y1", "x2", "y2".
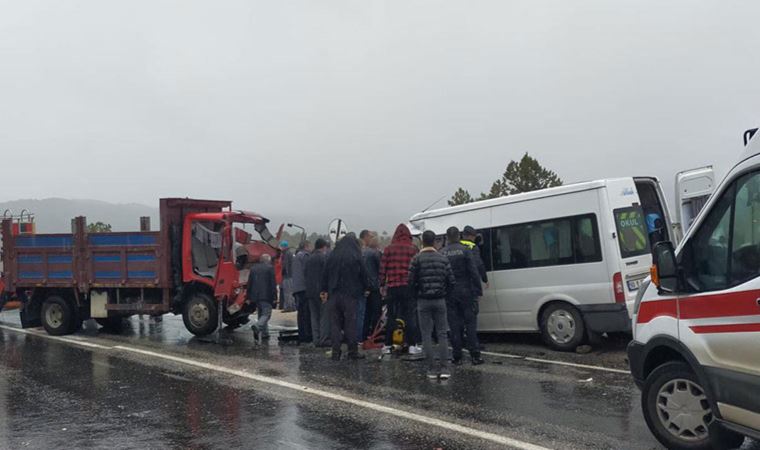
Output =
[{"x1": 629, "y1": 128, "x2": 760, "y2": 450}]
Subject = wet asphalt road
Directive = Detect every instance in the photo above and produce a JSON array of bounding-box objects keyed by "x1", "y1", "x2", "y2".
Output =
[{"x1": 0, "y1": 310, "x2": 757, "y2": 450}]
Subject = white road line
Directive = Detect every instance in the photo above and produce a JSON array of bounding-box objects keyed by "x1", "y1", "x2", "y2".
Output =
[
  {"x1": 0, "y1": 325, "x2": 113, "y2": 350},
  {"x1": 479, "y1": 350, "x2": 631, "y2": 375},
  {"x1": 0, "y1": 323, "x2": 550, "y2": 450},
  {"x1": 113, "y1": 345, "x2": 551, "y2": 450}
]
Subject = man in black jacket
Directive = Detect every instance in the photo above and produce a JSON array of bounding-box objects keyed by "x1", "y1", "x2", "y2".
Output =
[
  {"x1": 321, "y1": 234, "x2": 370, "y2": 361},
  {"x1": 409, "y1": 230, "x2": 456, "y2": 379},
  {"x1": 248, "y1": 254, "x2": 277, "y2": 344},
  {"x1": 305, "y1": 238, "x2": 330, "y2": 347},
  {"x1": 440, "y1": 226, "x2": 484, "y2": 365}
]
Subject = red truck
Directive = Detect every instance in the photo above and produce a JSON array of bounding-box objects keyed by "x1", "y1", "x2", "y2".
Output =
[{"x1": 0, "y1": 198, "x2": 280, "y2": 336}]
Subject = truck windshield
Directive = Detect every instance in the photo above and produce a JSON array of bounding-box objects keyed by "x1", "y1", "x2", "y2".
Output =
[{"x1": 614, "y1": 206, "x2": 650, "y2": 258}]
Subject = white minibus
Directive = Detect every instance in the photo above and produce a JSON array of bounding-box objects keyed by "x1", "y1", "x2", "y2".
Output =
[{"x1": 409, "y1": 177, "x2": 674, "y2": 350}]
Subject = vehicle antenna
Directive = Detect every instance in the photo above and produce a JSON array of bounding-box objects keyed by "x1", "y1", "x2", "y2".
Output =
[{"x1": 420, "y1": 195, "x2": 448, "y2": 213}]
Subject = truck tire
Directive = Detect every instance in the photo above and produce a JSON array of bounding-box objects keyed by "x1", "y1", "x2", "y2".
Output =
[
  {"x1": 41, "y1": 296, "x2": 74, "y2": 336},
  {"x1": 540, "y1": 302, "x2": 585, "y2": 351},
  {"x1": 182, "y1": 293, "x2": 218, "y2": 336},
  {"x1": 642, "y1": 361, "x2": 714, "y2": 450}
]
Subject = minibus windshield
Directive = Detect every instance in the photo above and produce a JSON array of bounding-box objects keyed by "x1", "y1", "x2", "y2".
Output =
[{"x1": 614, "y1": 206, "x2": 650, "y2": 258}]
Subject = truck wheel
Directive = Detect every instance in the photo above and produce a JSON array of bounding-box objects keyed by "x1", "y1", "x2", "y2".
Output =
[
  {"x1": 41, "y1": 296, "x2": 74, "y2": 336},
  {"x1": 182, "y1": 293, "x2": 218, "y2": 336},
  {"x1": 540, "y1": 302, "x2": 585, "y2": 351},
  {"x1": 642, "y1": 361, "x2": 714, "y2": 450}
]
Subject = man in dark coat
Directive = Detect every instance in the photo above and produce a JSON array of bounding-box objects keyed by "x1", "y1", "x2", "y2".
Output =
[
  {"x1": 440, "y1": 226, "x2": 484, "y2": 365},
  {"x1": 409, "y1": 230, "x2": 455, "y2": 379},
  {"x1": 360, "y1": 230, "x2": 382, "y2": 342},
  {"x1": 247, "y1": 254, "x2": 277, "y2": 344},
  {"x1": 292, "y1": 241, "x2": 313, "y2": 343},
  {"x1": 321, "y1": 234, "x2": 370, "y2": 361},
  {"x1": 305, "y1": 238, "x2": 331, "y2": 347}
]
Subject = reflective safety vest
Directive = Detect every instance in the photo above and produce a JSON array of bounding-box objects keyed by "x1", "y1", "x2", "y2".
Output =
[{"x1": 461, "y1": 240, "x2": 476, "y2": 250}]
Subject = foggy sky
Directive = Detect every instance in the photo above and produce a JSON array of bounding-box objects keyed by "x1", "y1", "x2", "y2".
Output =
[{"x1": 2, "y1": 1, "x2": 759, "y2": 234}]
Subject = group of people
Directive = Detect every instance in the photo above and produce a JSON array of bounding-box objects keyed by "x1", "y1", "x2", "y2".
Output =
[{"x1": 245, "y1": 223, "x2": 489, "y2": 380}]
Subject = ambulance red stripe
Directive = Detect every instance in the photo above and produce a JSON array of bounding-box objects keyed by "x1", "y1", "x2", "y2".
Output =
[
  {"x1": 637, "y1": 289, "x2": 760, "y2": 324},
  {"x1": 636, "y1": 298, "x2": 677, "y2": 324},
  {"x1": 690, "y1": 323, "x2": 760, "y2": 334}
]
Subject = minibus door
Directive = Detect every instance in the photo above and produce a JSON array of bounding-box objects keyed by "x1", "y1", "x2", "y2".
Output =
[{"x1": 675, "y1": 166, "x2": 715, "y2": 239}]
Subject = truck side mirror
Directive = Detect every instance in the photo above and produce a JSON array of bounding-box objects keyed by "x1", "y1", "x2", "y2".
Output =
[{"x1": 651, "y1": 241, "x2": 678, "y2": 293}]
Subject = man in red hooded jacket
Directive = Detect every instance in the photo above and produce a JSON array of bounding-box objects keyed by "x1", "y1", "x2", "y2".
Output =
[{"x1": 379, "y1": 224, "x2": 421, "y2": 355}]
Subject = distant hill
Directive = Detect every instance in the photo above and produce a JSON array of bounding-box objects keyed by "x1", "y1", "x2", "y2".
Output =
[{"x1": 0, "y1": 199, "x2": 158, "y2": 233}]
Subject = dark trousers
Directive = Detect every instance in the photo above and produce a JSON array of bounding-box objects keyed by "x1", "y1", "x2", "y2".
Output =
[
  {"x1": 384, "y1": 286, "x2": 419, "y2": 347},
  {"x1": 329, "y1": 292, "x2": 358, "y2": 356},
  {"x1": 308, "y1": 295, "x2": 331, "y2": 347},
  {"x1": 363, "y1": 289, "x2": 382, "y2": 340},
  {"x1": 295, "y1": 291, "x2": 312, "y2": 343},
  {"x1": 417, "y1": 299, "x2": 449, "y2": 370},
  {"x1": 447, "y1": 291, "x2": 480, "y2": 361}
]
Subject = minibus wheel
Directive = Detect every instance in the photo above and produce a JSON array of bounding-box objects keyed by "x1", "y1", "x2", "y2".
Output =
[{"x1": 540, "y1": 302, "x2": 585, "y2": 351}]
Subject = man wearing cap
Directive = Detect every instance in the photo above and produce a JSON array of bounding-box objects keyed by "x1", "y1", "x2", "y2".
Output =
[
  {"x1": 461, "y1": 226, "x2": 488, "y2": 354},
  {"x1": 440, "y1": 226, "x2": 484, "y2": 365}
]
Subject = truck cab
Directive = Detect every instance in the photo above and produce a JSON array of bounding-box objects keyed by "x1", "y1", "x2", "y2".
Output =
[{"x1": 628, "y1": 129, "x2": 760, "y2": 450}]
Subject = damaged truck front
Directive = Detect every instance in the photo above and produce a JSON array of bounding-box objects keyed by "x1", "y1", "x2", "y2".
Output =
[{"x1": 0, "y1": 198, "x2": 280, "y2": 337}]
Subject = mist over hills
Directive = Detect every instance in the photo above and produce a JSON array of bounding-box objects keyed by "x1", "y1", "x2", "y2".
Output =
[
  {"x1": 0, "y1": 198, "x2": 401, "y2": 237},
  {"x1": 0, "y1": 199, "x2": 158, "y2": 233}
]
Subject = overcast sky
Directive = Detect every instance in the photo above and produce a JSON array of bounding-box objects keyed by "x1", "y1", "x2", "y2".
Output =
[{"x1": 1, "y1": 1, "x2": 759, "y2": 233}]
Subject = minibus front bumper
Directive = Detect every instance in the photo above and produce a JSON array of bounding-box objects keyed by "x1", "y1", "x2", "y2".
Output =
[{"x1": 578, "y1": 303, "x2": 631, "y2": 334}]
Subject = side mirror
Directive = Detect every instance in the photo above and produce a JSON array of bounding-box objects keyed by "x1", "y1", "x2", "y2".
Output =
[{"x1": 651, "y1": 241, "x2": 678, "y2": 293}]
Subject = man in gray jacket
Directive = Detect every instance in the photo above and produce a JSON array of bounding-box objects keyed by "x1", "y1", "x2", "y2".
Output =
[{"x1": 248, "y1": 254, "x2": 277, "y2": 344}]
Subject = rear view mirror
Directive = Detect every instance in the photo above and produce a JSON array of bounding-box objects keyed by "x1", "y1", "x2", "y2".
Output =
[{"x1": 651, "y1": 241, "x2": 678, "y2": 293}]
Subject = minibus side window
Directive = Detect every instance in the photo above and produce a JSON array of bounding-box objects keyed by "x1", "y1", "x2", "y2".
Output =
[{"x1": 491, "y1": 214, "x2": 601, "y2": 270}]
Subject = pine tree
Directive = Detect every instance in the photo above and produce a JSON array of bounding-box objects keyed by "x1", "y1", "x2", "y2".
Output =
[
  {"x1": 448, "y1": 187, "x2": 475, "y2": 206},
  {"x1": 449, "y1": 152, "x2": 562, "y2": 203}
]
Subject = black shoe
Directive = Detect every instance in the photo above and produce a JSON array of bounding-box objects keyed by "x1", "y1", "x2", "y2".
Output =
[
  {"x1": 452, "y1": 358, "x2": 463, "y2": 366},
  {"x1": 348, "y1": 353, "x2": 366, "y2": 360},
  {"x1": 331, "y1": 351, "x2": 341, "y2": 361},
  {"x1": 471, "y1": 357, "x2": 485, "y2": 366},
  {"x1": 251, "y1": 325, "x2": 260, "y2": 342}
]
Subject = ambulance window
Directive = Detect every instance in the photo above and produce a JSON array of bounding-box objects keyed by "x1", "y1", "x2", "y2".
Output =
[
  {"x1": 681, "y1": 183, "x2": 734, "y2": 292},
  {"x1": 730, "y1": 172, "x2": 760, "y2": 285},
  {"x1": 613, "y1": 207, "x2": 650, "y2": 258}
]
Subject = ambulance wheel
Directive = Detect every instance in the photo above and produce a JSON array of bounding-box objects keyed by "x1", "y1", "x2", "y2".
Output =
[
  {"x1": 540, "y1": 302, "x2": 585, "y2": 351},
  {"x1": 642, "y1": 361, "x2": 715, "y2": 450},
  {"x1": 41, "y1": 296, "x2": 74, "y2": 336},
  {"x1": 182, "y1": 293, "x2": 218, "y2": 336}
]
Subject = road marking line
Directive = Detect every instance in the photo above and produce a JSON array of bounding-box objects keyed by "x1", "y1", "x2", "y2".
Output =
[
  {"x1": 111, "y1": 344, "x2": 551, "y2": 450},
  {"x1": 0, "y1": 325, "x2": 113, "y2": 350},
  {"x1": 479, "y1": 350, "x2": 631, "y2": 375},
  {"x1": 0, "y1": 322, "x2": 551, "y2": 449},
  {"x1": 0, "y1": 320, "x2": 629, "y2": 376}
]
